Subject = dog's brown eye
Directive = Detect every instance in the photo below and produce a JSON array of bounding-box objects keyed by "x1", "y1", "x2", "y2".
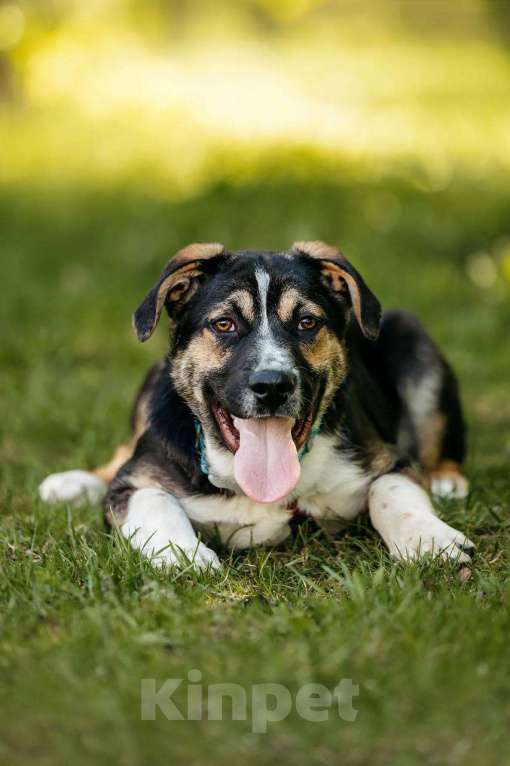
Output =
[
  {"x1": 298, "y1": 316, "x2": 319, "y2": 332},
  {"x1": 212, "y1": 317, "x2": 237, "y2": 334}
]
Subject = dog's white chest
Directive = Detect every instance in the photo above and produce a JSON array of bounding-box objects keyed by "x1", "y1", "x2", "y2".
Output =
[
  {"x1": 294, "y1": 436, "x2": 372, "y2": 521},
  {"x1": 182, "y1": 435, "x2": 372, "y2": 547}
]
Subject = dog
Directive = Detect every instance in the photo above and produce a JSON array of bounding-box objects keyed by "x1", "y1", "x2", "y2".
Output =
[{"x1": 39, "y1": 241, "x2": 473, "y2": 570}]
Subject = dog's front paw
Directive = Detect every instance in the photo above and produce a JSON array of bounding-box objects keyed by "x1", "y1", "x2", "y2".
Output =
[
  {"x1": 430, "y1": 473, "x2": 469, "y2": 499},
  {"x1": 39, "y1": 470, "x2": 107, "y2": 506},
  {"x1": 152, "y1": 541, "x2": 221, "y2": 573},
  {"x1": 389, "y1": 515, "x2": 474, "y2": 564}
]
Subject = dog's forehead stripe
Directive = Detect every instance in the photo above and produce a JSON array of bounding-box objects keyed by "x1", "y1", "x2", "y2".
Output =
[
  {"x1": 255, "y1": 268, "x2": 271, "y2": 334},
  {"x1": 254, "y1": 267, "x2": 295, "y2": 372}
]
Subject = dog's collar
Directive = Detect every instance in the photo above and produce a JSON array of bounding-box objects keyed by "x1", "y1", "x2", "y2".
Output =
[
  {"x1": 194, "y1": 418, "x2": 321, "y2": 478},
  {"x1": 195, "y1": 420, "x2": 211, "y2": 476}
]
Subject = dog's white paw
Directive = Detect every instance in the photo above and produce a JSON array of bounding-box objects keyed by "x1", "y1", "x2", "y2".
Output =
[
  {"x1": 152, "y1": 541, "x2": 221, "y2": 572},
  {"x1": 389, "y1": 514, "x2": 474, "y2": 563},
  {"x1": 38, "y1": 470, "x2": 107, "y2": 506},
  {"x1": 431, "y1": 474, "x2": 469, "y2": 500},
  {"x1": 122, "y1": 488, "x2": 221, "y2": 573}
]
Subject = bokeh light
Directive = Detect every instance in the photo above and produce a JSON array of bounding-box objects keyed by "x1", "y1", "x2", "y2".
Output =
[
  {"x1": 1, "y1": 0, "x2": 510, "y2": 200},
  {"x1": 0, "y1": 3, "x2": 24, "y2": 50}
]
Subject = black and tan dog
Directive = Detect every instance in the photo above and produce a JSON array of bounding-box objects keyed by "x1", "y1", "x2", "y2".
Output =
[{"x1": 40, "y1": 241, "x2": 473, "y2": 569}]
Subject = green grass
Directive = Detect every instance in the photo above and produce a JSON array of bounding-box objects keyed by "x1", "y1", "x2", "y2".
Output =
[{"x1": 1, "y1": 167, "x2": 510, "y2": 765}]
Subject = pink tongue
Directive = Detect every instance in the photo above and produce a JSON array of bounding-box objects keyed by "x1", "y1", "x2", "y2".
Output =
[{"x1": 233, "y1": 417, "x2": 301, "y2": 503}]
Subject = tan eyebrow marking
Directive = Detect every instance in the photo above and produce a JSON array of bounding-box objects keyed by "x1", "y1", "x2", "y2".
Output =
[
  {"x1": 208, "y1": 290, "x2": 255, "y2": 323},
  {"x1": 277, "y1": 288, "x2": 325, "y2": 322},
  {"x1": 230, "y1": 289, "x2": 255, "y2": 321}
]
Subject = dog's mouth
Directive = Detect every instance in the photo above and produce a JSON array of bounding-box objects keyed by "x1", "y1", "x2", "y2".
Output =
[
  {"x1": 210, "y1": 402, "x2": 318, "y2": 504},
  {"x1": 211, "y1": 404, "x2": 314, "y2": 454}
]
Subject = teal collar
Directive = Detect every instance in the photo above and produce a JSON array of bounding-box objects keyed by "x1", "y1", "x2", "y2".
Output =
[{"x1": 194, "y1": 418, "x2": 322, "y2": 477}]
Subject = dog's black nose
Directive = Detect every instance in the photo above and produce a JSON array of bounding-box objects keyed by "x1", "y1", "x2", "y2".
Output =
[{"x1": 249, "y1": 369, "x2": 297, "y2": 409}]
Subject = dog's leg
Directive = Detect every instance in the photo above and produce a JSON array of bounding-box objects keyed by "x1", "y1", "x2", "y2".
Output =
[
  {"x1": 120, "y1": 488, "x2": 220, "y2": 571},
  {"x1": 376, "y1": 311, "x2": 469, "y2": 500},
  {"x1": 38, "y1": 470, "x2": 108, "y2": 506},
  {"x1": 38, "y1": 442, "x2": 134, "y2": 506},
  {"x1": 429, "y1": 460, "x2": 469, "y2": 500},
  {"x1": 369, "y1": 473, "x2": 474, "y2": 563}
]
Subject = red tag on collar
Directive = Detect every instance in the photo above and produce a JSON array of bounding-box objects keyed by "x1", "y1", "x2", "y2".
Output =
[{"x1": 287, "y1": 499, "x2": 306, "y2": 518}]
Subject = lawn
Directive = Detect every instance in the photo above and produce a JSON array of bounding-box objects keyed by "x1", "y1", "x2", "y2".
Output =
[{"x1": 1, "y1": 163, "x2": 510, "y2": 765}]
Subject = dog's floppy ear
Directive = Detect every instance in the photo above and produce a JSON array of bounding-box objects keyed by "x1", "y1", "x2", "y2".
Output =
[
  {"x1": 292, "y1": 240, "x2": 381, "y2": 341},
  {"x1": 133, "y1": 242, "x2": 225, "y2": 342}
]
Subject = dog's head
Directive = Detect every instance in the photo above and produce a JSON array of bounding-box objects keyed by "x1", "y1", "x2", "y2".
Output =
[{"x1": 133, "y1": 241, "x2": 381, "y2": 503}]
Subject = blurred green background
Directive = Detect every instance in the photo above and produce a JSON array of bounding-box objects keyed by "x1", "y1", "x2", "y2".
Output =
[
  {"x1": 2, "y1": 2, "x2": 510, "y2": 765},
  {"x1": 2, "y1": 0, "x2": 510, "y2": 191}
]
